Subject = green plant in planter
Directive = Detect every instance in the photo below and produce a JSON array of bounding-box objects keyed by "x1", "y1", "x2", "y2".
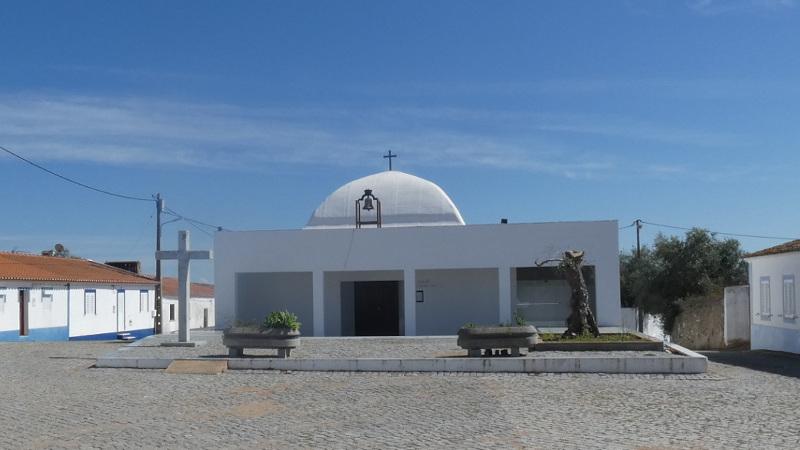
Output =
[
  {"x1": 513, "y1": 310, "x2": 526, "y2": 326},
  {"x1": 262, "y1": 310, "x2": 301, "y2": 332}
]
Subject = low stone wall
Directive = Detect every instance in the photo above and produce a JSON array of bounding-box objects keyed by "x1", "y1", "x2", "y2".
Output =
[
  {"x1": 673, "y1": 295, "x2": 725, "y2": 350},
  {"x1": 672, "y1": 288, "x2": 752, "y2": 350}
]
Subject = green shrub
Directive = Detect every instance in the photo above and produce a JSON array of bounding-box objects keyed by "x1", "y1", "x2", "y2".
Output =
[{"x1": 262, "y1": 310, "x2": 301, "y2": 331}]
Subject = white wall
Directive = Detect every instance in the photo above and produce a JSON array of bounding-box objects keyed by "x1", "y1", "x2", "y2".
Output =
[
  {"x1": 215, "y1": 220, "x2": 621, "y2": 332},
  {"x1": 0, "y1": 284, "x2": 68, "y2": 333},
  {"x1": 415, "y1": 268, "x2": 499, "y2": 335},
  {"x1": 161, "y1": 296, "x2": 215, "y2": 333},
  {"x1": 620, "y1": 307, "x2": 664, "y2": 340},
  {"x1": 643, "y1": 314, "x2": 665, "y2": 341},
  {"x1": 724, "y1": 285, "x2": 750, "y2": 346},
  {"x1": 747, "y1": 253, "x2": 800, "y2": 353},
  {"x1": 68, "y1": 284, "x2": 155, "y2": 338},
  {"x1": 0, "y1": 283, "x2": 154, "y2": 339},
  {"x1": 621, "y1": 307, "x2": 638, "y2": 331},
  {"x1": 235, "y1": 272, "x2": 313, "y2": 333},
  {"x1": 0, "y1": 287, "x2": 17, "y2": 332}
]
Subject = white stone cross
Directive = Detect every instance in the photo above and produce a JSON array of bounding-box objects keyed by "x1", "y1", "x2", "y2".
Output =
[{"x1": 156, "y1": 230, "x2": 213, "y2": 343}]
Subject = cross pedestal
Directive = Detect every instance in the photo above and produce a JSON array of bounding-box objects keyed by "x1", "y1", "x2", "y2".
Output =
[{"x1": 156, "y1": 230, "x2": 213, "y2": 345}]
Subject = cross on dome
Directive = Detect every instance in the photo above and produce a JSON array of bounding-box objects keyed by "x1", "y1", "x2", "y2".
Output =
[{"x1": 383, "y1": 150, "x2": 397, "y2": 170}]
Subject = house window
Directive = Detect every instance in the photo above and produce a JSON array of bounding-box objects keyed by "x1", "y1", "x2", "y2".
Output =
[
  {"x1": 139, "y1": 290, "x2": 149, "y2": 312},
  {"x1": 0, "y1": 291, "x2": 5, "y2": 314},
  {"x1": 759, "y1": 277, "x2": 771, "y2": 318},
  {"x1": 783, "y1": 275, "x2": 796, "y2": 319},
  {"x1": 84, "y1": 290, "x2": 97, "y2": 315},
  {"x1": 41, "y1": 288, "x2": 53, "y2": 311},
  {"x1": 169, "y1": 304, "x2": 176, "y2": 321}
]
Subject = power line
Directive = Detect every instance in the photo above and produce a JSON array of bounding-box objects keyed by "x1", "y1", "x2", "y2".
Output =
[
  {"x1": 184, "y1": 220, "x2": 214, "y2": 237},
  {"x1": 0, "y1": 144, "x2": 153, "y2": 202},
  {"x1": 2, "y1": 144, "x2": 227, "y2": 231},
  {"x1": 163, "y1": 206, "x2": 224, "y2": 232},
  {"x1": 638, "y1": 220, "x2": 800, "y2": 241}
]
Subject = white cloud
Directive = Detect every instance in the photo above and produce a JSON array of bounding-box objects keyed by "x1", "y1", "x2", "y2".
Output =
[
  {"x1": 688, "y1": 0, "x2": 795, "y2": 15},
  {"x1": 0, "y1": 94, "x2": 749, "y2": 181},
  {"x1": 0, "y1": 95, "x2": 624, "y2": 179}
]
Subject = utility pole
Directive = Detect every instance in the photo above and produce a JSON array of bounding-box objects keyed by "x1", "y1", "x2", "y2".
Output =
[
  {"x1": 635, "y1": 219, "x2": 642, "y2": 258},
  {"x1": 154, "y1": 193, "x2": 164, "y2": 334},
  {"x1": 634, "y1": 218, "x2": 643, "y2": 332}
]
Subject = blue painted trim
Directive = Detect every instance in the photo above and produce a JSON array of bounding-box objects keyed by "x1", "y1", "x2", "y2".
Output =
[
  {"x1": 69, "y1": 327, "x2": 154, "y2": 341},
  {"x1": 0, "y1": 326, "x2": 69, "y2": 342},
  {"x1": 752, "y1": 323, "x2": 800, "y2": 354}
]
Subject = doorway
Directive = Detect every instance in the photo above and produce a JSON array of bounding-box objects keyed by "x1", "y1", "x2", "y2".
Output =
[
  {"x1": 18, "y1": 290, "x2": 28, "y2": 336},
  {"x1": 203, "y1": 308, "x2": 209, "y2": 328},
  {"x1": 116, "y1": 290, "x2": 126, "y2": 332},
  {"x1": 353, "y1": 281, "x2": 400, "y2": 336}
]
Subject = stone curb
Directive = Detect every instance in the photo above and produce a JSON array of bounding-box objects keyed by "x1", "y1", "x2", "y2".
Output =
[{"x1": 96, "y1": 346, "x2": 707, "y2": 374}]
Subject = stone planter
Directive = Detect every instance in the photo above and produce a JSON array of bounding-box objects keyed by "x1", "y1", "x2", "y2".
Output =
[
  {"x1": 223, "y1": 327, "x2": 301, "y2": 358},
  {"x1": 457, "y1": 325, "x2": 539, "y2": 357}
]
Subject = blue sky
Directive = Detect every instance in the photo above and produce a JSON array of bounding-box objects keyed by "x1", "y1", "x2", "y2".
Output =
[{"x1": 1, "y1": 0, "x2": 799, "y2": 282}]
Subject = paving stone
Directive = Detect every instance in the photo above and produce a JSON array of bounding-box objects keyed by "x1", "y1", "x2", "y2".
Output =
[{"x1": 0, "y1": 342, "x2": 798, "y2": 449}]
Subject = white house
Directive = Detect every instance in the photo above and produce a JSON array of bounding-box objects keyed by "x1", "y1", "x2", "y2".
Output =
[
  {"x1": 160, "y1": 276, "x2": 215, "y2": 333},
  {"x1": 745, "y1": 240, "x2": 800, "y2": 354},
  {"x1": 215, "y1": 170, "x2": 621, "y2": 336},
  {"x1": 0, "y1": 252, "x2": 157, "y2": 341}
]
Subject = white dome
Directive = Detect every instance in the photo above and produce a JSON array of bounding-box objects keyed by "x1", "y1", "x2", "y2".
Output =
[{"x1": 305, "y1": 171, "x2": 465, "y2": 229}]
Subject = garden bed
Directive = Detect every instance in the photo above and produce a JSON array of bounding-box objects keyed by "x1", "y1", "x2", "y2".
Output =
[{"x1": 532, "y1": 331, "x2": 663, "y2": 351}]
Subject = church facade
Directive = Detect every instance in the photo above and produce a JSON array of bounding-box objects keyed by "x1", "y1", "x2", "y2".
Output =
[{"x1": 215, "y1": 171, "x2": 621, "y2": 336}]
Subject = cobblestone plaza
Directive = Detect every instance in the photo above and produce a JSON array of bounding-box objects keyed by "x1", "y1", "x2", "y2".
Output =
[{"x1": 2, "y1": 342, "x2": 799, "y2": 449}]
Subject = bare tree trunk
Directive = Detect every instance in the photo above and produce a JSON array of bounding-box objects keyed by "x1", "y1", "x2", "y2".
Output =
[{"x1": 561, "y1": 251, "x2": 600, "y2": 338}]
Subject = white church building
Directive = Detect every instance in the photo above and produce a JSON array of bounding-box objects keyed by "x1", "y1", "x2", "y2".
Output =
[{"x1": 215, "y1": 170, "x2": 621, "y2": 336}]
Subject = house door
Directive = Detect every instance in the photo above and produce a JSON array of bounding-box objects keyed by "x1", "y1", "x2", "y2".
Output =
[
  {"x1": 203, "y1": 308, "x2": 209, "y2": 328},
  {"x1": 354, "y1": 281, "x2": 400, "y2": 336},
  {"x1": 18, "y1": 290, "x2": 28, "y2": 336},
  {"x1": 116, "y1": 290, "x2": 126, "y2": 331}
]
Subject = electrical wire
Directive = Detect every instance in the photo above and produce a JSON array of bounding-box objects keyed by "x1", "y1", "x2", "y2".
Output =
[
  {"x1": 183, "y1": 219, "x2": 215, "y2": 237},
  {"x1": 638, "y1": 220, "x2": 799, "y2": 241},
  {"x1": 2, "y1": 144, "x2": 228, "y2": 235},
  {"x1": 1, "y1": 144, "x2": 153, "y2": 202},
  {"x1": 163, "y1": 207, "x2": 225, "y2": 232}
]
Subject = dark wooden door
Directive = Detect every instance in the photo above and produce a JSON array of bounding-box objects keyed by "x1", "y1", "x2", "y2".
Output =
[
  {"x1": 19, "y1": 290, "x2": 27, "y2": 336},
  {"x1": 354, "y1": 281, "x2": 400, "y2": 336}
]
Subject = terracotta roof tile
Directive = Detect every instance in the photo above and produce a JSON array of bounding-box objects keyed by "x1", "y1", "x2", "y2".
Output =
[
  {"x1": 0, "y1": 252, "x2": 157, "y2": 285},
  {"x1": 745, "y1": 240, "x2": 800, "y2": 258},
  {"x1": 160, "y1": 277, "x2": 214, "y2": 298}
]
